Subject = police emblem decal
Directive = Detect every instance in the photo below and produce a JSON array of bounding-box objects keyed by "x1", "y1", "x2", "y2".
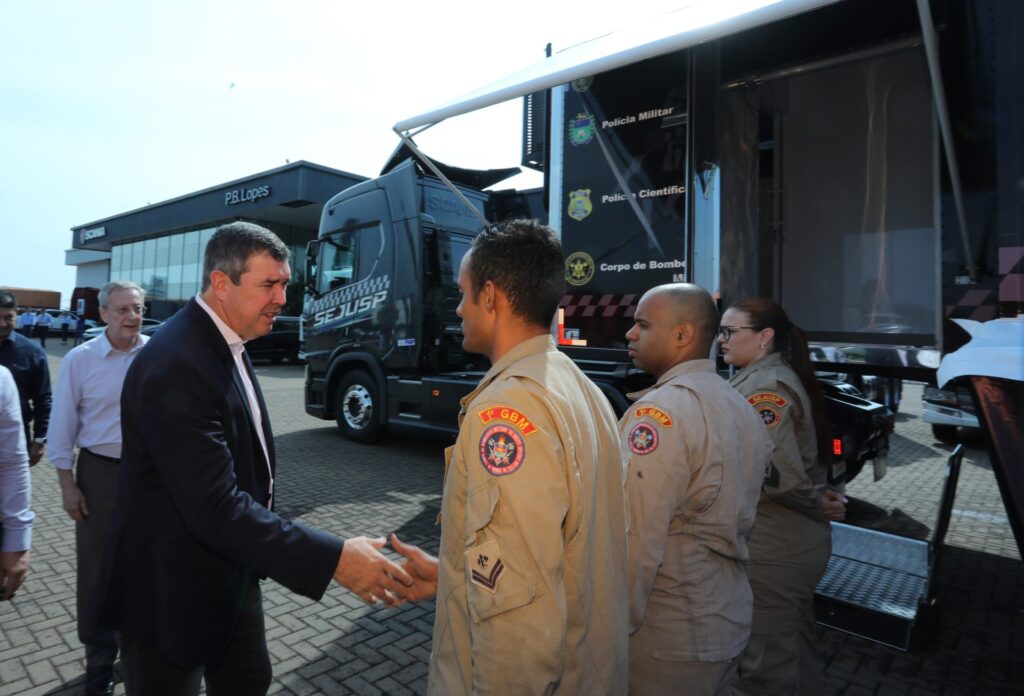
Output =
[
  {"x1": 629, "y1": 423, "x2": 659, "y2": 455},
  {"x1": 565, "y1": 251, "x2": 595, "y2": 286},
  {"x1": 479, "y1": 424, "x2": 526, "y2": 476},
  {"x1": 567, "y1": 189, "x2": 593, "y2": 222},
  {"x1": 568, "y1": 112, "x2": 595, "y2": 146}
]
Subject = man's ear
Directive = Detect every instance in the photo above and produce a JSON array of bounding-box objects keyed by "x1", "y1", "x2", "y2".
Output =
[
  {"x1": 209, "y1": 270, "x2": 230, "y2": 298},
  {"x1": 675, "y1": 321, "x2": 696, "y2": 348},
  {"x1": 483, "y1": 280, "x2": 497, "y2": 312}
]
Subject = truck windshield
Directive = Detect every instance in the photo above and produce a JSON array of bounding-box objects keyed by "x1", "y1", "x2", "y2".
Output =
[{"x1": 318, "y1": 233, "x2": 356, "y2": 294}]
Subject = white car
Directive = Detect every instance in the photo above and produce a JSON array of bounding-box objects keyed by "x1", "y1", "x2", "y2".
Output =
[{"x1": 82, "y1": 318, "x2": 162, "y2": 341}]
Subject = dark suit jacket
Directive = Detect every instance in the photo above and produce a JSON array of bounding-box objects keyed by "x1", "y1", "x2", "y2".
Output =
[{"x1": 97, "y1": 299, "x2": 343, "y2": 669}]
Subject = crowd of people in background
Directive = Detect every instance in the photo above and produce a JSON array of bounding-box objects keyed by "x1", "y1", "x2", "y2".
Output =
[{"x1": 12, "y1": 307, "x2": 88, "y2": 347}]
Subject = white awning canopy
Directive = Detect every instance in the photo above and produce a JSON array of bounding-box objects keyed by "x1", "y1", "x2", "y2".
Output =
[{"x1": 394, "y1": 0, "x2": 840, "y2": 134}]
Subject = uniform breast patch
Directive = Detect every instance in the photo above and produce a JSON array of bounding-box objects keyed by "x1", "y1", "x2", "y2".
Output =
[
  {"x1": 634, "y1": 406, "x2": 673, "y2": 427},
  {"x1": 478, "y1": 405, "x2": 538, "y2": 435},
  {"x1": 479, "y1": 424, "x2": 526, "y2": 476},
  {"x1": 628, "y1": 422, "x2": 659, "y2": 455},
  {"x1": 748, "y1": 392, "x2": 787, "y2": 430},
  {"x1": 468, "y1": 540, "x2": 505, "y2": 593}
]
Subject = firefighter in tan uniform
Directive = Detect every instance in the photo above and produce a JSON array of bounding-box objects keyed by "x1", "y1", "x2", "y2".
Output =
[
  {"x1": 391, "y1": 220, "x2": 629, "y2": 695},
  {"x1": 619, "y1": 284, "x2": 772, "y2": 695},
  {"x1": 719, "y1": 297, "x2": 846, "y2": 696}
]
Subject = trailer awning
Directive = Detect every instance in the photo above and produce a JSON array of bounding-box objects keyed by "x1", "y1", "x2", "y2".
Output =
[{"x1": 394, "y1": 0, "x2": 839, "y2": 134}]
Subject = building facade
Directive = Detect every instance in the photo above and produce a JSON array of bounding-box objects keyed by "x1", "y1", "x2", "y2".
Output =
[{"x1": 68, "y1": 161, "x2": 366, "y2": 318}]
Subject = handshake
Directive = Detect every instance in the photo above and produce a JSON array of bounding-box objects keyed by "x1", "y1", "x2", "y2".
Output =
[{"x1": 332, "y1": 534, "x2": 438, "y2": 607}]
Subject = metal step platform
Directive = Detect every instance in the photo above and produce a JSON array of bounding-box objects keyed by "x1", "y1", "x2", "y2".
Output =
[{"x1": 814, "y1": 444, "x2": 964, "y2": 650}]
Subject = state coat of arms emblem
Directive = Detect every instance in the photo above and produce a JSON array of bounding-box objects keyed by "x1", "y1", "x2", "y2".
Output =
[{"x1": 568, "y1": 113, "x2": 595, "y2": 146}]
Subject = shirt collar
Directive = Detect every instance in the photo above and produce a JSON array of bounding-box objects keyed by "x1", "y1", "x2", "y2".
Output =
[
  {"x1": 195, "y1": 293, "x2": 246, "y2": 355},
  {"x1": 93, "y1": 329, "x2": 148, "y2": 357},
  {"x1": 629, "y1": 358, "x2": 716, "y2": 401},
  {"x1": 463, "y1": 334, "x2": 555, "y2": 406}
]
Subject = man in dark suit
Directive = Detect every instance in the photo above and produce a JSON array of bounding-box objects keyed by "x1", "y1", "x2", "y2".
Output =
[{"x1": 97, "y1": 222, "x2": 412, "y2": 696}]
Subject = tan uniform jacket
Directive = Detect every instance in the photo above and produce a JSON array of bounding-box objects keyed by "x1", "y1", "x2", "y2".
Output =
[
  {"x1": 729, "y1": 352, "x2": 830, "y2": 557},
  {"x1": 621, "y1": 359, "x2": 772, "y2": 664},
  {"x1": 429, "y1": 335, "x2": 629, "y2": 695}
]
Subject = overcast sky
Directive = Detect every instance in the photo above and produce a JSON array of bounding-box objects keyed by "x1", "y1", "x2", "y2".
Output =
[{"x1": 1, "y1": 0, "x2": 683, "y2": 303}]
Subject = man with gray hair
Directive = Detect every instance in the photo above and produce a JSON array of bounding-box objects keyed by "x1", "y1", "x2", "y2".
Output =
[
  {"x1": 97, "y1": 222, "x2": 412, "y2": 695},
  {"x1": 48, "y1": 280, "x2": 148, "y2": 696}
]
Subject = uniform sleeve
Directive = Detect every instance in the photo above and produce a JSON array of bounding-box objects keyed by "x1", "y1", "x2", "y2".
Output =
[
  {"x1": 47, "y1": 351, "x2": 81, "y2": 470},
  {"x1": 460, "y1": 388, "x2": 571, "y2": 695},
  {"x1": 750, "y1": 385, "x2": 824, "y2": 520},
  {"x1": 622, "y1": 401, "x2": 689, "y2": 632}
]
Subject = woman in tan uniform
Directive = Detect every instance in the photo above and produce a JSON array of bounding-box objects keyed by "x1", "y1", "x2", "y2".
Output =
[{"x1": 720, "y1": 297, "x2": 845, "y2": 696}]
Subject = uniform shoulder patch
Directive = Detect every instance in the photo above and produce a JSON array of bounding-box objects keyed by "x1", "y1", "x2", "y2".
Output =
[
  {"x1": 479, "y1": 424, "x2": 526, "y2": 476},
  {"x1": 628, "y1": 422, "x2": 659, "y2": 455},
  {"x1": 747, "y1": 391, "x2": 787, "y2": 430},
  {"x1": 634, "y1": 405, "x2": 673, "y2": 427},
  {"x1": 477, "y1": 405, "x2": 538, "y2": 436},
  {"x1": 467, "y1": 540, "x2": 505, "y2": 593}
]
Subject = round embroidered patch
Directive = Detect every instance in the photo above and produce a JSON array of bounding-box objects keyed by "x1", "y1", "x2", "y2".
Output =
[
  {"x1": 629, "y1": 423, "x2": 659, "y2": 455},
  {"x1": 479, "y1": 424, "x2": 526, "y2": 476},
  {"x1": 756, "y1": 404, "x2": 782, "y2": 429}
]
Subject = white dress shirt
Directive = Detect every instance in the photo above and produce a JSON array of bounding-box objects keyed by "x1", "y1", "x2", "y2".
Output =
[
  {"x1": 48, "y1": 330, "x2": 149, "y2": 470},
  {"x1": 195, "y1": 295, "x2": 273, "y2": 503},
  {"x1": 0, "y1": 365, "x2": 33, "y2": 552}
]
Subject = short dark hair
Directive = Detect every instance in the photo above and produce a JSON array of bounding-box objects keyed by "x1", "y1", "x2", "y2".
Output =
[
  {"x1": 202, "y1": 222, "x2": 290, "y2": 291},
  {"x1": 0, "y1": 291, "x2": 15, "y2": 309},
  {"x1": 468, "y1": 219, "x2": 565, "y2": 328}
]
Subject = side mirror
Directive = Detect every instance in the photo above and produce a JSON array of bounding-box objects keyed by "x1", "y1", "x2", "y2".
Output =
[{"x1": 305, "y1": 239, "x2": 320, "y2": 297}]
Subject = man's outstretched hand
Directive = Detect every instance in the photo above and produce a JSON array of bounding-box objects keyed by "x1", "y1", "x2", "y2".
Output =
[
  {"x1": 390, "y1": 533, "x2": 438, "y2": 602},
  {"x1": 334, "y1": 536, "x2": 413, "y2": 606}
]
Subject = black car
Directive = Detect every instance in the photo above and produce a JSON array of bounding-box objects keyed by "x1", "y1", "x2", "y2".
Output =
[{"x1": 247, "y1": 315, "x2": 303, "y2": 364}]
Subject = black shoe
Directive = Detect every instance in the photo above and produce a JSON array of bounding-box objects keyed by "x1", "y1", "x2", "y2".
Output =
[{"x1": 85, "y1": 665, "x2": 114, "y2": 696}]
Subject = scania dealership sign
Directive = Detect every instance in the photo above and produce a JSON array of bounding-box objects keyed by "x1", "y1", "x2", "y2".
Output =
[
  {"x1": 80, "y1": 226, "x2": 106, "y2": 243},
  {"x1": 225, "y1": 184, "x2": 271, "y2": 205}
]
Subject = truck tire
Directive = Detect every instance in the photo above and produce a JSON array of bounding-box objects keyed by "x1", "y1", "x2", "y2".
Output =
[
  {"x1": 335, "y1": 370, "x2": 382, "y2": 443},
  {"x1": 932, "y1": 424, "x2": 958, "y2": 442}
]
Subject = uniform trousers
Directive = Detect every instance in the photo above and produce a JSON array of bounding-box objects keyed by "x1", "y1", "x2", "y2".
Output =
[
  {"x1": 119, "y1": 582, "x2": 272, "y2": 696},
  {"x1": 735, "y1": 539, "x2": 831, "y2": 696},
  {"x1": 629, "y1": 653, "x2": 739, "y2": 696},
  {"x1": 76, "y1": 449, "x2": 120, "y2": 669}
]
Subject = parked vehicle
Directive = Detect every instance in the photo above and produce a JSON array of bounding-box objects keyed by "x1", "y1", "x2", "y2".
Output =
[
  {"x1": 83, "y1": 318, "x2": 162, "y2": 341},
  {"x1": 246, "y1": 316, "x2": 303, "y2": 364}
]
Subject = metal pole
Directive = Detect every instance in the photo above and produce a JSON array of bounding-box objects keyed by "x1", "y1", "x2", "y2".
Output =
[
  {"x1": 916, "y1": 0, "x2": 977, "y2": 281},
  {"x1": 393, "y1": 129, "x2": 491, "y2": 228}
]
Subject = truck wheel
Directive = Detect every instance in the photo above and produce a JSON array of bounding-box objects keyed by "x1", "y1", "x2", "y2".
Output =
[
  {"x1": 932, "y1": 424, "x2": 957, "y2": 442},
  {"x1": 335, "y1": 370, "x2": 382, "y2": 443}
]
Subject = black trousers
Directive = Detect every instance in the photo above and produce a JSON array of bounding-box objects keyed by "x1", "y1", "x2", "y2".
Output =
[
  {"x1": 76, "y1": 450, "x2": 119, "y2": 669},
  {"x1": 118, "y1": 582, "x2": 272, "y2": 696}
]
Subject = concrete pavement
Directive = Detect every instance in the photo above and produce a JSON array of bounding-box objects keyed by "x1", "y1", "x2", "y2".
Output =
[{"x1": 0, "y1": 341, "x2": 1020, "y2": 695}]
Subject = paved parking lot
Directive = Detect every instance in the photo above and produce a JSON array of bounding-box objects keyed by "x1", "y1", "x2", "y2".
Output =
[{"x1": 1, "y1": 344, "x2": 1021, "y2": 694}]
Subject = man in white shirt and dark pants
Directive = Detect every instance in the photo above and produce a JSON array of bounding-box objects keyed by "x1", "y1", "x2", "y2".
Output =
[{"x1": 49, "y1": 281, "x2": 148, "y2": 696}]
